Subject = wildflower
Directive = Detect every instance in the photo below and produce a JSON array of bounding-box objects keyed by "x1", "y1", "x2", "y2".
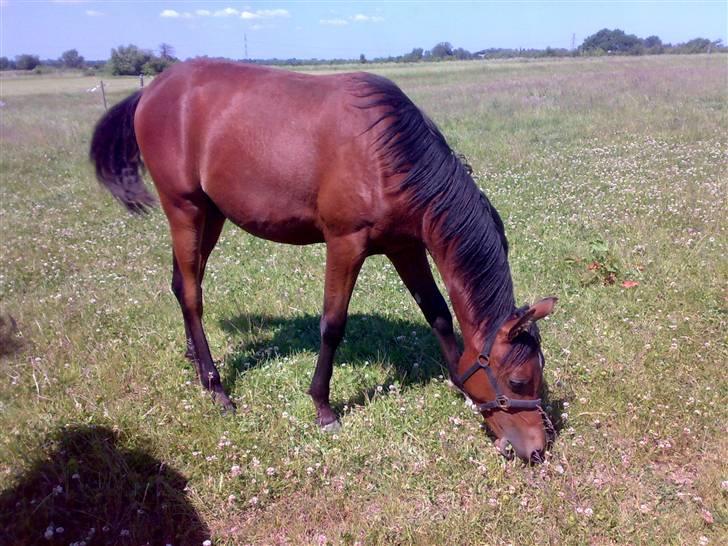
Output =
[
  {"x1": 266, "y1": 467, "x2": 276, "y2": 476},
  {"x1": 230, "y1": 465, "x2": 242, "y2": 477}
]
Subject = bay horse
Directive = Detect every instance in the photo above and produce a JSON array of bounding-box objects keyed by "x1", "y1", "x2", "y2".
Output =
[{"x1": 90, "y1": 60, "x2": 557, "y2": 462}]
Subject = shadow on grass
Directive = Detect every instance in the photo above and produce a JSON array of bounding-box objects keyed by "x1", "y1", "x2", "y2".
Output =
[
  {"x1": 0, "y1": 425, "x2": 209, "y2": 545},
  {"x1": 0, "y1": 312, "x2": 23, "y2": 357},
  {"x1": 219, "y1": 312, "x2": 447, "y2": 401},
  {"x1": 218, "y1": 312, "x2": 566, "y2": 436}
]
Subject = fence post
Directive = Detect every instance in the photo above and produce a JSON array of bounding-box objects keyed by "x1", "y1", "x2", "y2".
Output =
[
  {"x1": 100, "y1": 80, "x2": 107, "y2": 110},
  {"x1": 139, "y1": 74, "x2": 144, "y2": 88}
]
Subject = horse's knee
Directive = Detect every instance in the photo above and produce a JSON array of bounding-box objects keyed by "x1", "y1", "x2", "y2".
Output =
[
  {"x1": 171, "y1": 275, "x2": 184, "y2": 302},
  {"x1": 320, "y1": 316, "x2": 345, "y2": 347},
  {"x1": 431, "y1": 313, "x2": 454, "y2": 337}
]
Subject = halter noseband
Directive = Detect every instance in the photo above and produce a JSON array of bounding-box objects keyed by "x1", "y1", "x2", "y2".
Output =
[{"x1": 454, "y1": 315, "x2": 543, "y2": 413}]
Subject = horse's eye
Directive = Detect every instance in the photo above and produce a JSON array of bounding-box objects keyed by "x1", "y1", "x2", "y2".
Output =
[{"x1": 508, "y1": 379, "x2": 528, "y2": 394}]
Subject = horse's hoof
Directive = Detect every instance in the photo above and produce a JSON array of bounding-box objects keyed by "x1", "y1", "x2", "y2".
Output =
[
  {"x1": 221, "y1": 403, "x2": 237, "y2": 416},
  {"x1": 320, "y1": 419, "x2": 341, "y2": 433},
  {"x1": 213, "y1": 394, "x2": 236, "y2": 415}
]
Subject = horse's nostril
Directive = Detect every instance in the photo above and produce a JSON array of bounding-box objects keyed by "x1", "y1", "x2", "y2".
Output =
[{"x1": 529, "y1": 449, "x2": 545, "y2": 464}]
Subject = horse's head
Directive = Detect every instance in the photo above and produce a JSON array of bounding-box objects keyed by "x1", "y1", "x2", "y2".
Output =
[{"x1": 455, "y1": 297, "x2": 557, "y2": 463}]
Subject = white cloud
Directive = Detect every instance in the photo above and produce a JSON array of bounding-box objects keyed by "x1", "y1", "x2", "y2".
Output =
[
  {"x1": 320, "y1": 18, "x2": 348, "y2": 26},
  {"x1": 160, "y1": 7, "x2": 288, "y2": 21},
  {"x1": 85, "y1": 9, "x2": 103, "y2": 17},
  {"x1": 241, "y1": 8, "x2": 289, "y2": 20},
  {"x1": 349, "y1": 14, "x2": 384, "y2": 23},
  {"x1": 256, "y1": 9, "x2": 289, "y2": 18},
  {"x1": 160, "y1": 9, "x2": 192, "y2": 19},
  {"x1": 214, "y1": 7, "x2": 239, "y2": 17}
]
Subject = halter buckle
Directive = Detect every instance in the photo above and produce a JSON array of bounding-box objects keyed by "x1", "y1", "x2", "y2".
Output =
[
  {"x1": 477, "y1": 354, "x2": 490, "y2": 366},
  {"x1": 496, "y1": 395, "x2": 510, "y2": 409}
]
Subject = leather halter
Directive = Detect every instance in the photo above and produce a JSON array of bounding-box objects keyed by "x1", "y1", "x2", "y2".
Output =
[{"x1": 454, "y1": 314, "x2": 542, "y2": 413}]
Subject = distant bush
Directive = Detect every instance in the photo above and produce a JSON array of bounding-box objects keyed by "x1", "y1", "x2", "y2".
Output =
[
  {"x1": 32, "y1": 65, "x2": 54, "y2": 75},
  {"x1": 142, "y1": 56, "x2": 176, "y2": 76},
  {"x1": 670, "y1": 38, "x2": 722, "y2": 54},
  {"x1": 15, "y1": 54, "x2": 40, "y2": 71},
  {"x1": 580, "y1": 29, "x2": 645, "y2": 55},
  {"x1": 60, "y1": 49, "x2": 85, "y2": 69},
  {"x1": 109, "y1": 44, "x2": 177, "y2": 76},
  {"x1": 108, "y1": 45, "x2": 151, "y2": 75}
]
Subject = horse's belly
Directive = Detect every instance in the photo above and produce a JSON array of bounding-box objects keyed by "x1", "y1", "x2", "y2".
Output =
[
  {"x1": 207, "y1": 183, "x2": 324, "y2": 245},
  {"x1": 234, "y1": 217, "x2": 324, "y2": 245}
]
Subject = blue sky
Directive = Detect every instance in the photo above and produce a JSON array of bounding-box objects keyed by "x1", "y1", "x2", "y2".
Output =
[{"x1": 1, "y1": 1, "x2": 726, "y2": 60}]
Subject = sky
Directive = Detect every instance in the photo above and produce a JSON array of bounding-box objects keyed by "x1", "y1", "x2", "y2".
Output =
[{"x1": 1, "y1": 1, "x2": 726, "y2": 61}]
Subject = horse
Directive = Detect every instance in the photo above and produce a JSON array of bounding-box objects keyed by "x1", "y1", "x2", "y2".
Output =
[{"x1": 90, "y1": 59, "x2": 557, "y2": 463}]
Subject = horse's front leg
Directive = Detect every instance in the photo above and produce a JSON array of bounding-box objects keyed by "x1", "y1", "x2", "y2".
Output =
[{"x1": 309, "y1": 233, "x2": 367, "y2": 430}]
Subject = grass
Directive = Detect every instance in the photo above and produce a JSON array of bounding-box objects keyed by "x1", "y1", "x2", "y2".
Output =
[{"x1": 1, "y1": 55, "x2": 726, "y2": 545}]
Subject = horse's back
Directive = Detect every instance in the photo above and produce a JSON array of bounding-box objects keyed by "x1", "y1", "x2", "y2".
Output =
[{"x1": 134, "y1": 60, "x2": 394, "y2": 244}]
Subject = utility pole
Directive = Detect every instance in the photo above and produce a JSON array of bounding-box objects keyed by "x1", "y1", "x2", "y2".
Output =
[
  {"x1": 571, "y1": 33, "x2": 576, "y2": 51},
  {"x1": 244, "y1": 33, "x2": 248, "y2": 59}
]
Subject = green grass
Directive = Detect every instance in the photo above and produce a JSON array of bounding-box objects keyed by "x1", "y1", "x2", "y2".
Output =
[{"x1": 1, "y1": 55, "x2": 726, "y2": 545}]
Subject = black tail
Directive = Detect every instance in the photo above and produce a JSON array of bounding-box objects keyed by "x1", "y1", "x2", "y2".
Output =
[{"x1": 89, "y1": 91, "x2": 155, "y2": 214}]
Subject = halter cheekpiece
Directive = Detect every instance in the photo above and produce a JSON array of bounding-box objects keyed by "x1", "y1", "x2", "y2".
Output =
[{"x1": 454, "y1": 311, "x2": 543, "y2": 413}]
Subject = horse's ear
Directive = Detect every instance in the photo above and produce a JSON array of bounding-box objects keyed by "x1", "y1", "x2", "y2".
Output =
[{"x1": 505, "y1": 297, "x2": 558, "y2": 341}]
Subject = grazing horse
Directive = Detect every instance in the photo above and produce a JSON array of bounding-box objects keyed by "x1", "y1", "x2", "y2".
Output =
[{"x1": 90, "y1": 60, "x2": 557, "y2": 462}]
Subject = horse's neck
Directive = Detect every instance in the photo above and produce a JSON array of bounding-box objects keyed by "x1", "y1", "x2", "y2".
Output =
[{"x1": 423, "y1": 216, "x2": 515, "y2": 353}]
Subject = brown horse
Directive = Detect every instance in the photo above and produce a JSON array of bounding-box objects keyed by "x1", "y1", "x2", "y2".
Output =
[{"x1": 90, "y1": 60, "x2": 557, "y2": 462}]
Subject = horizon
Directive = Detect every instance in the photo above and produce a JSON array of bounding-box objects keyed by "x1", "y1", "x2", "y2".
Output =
[{"x1": 1, "y1": 1, "x2": 726, "y2": 61}]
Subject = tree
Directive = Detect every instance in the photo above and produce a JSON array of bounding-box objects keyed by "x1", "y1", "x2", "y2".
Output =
[
  {"x1": 644, "y1": 35, "x2": 662, "y2": 49},
  {"x1": 142, "y1": 56, "x2": 176, "y2": 75},
  {"x1": 108, "y1": 44, "x2": 152, "y2": 75},
  {"x1": 359, "y1": 53, "x2": 367, "y2": 64},
  {"x1": 453, "y1": 47, "x2": 473, "y2": 60},
  {"x1": 0, "y1": 57, "x2": 11, "y2": 70},
  {"x1": 60, "y1": 49, "x2": 85, "y2": 68},
  {"x1": 15, "y1": 54, "x2": 40, "y2": 70},
  {"x1": 580, "y1": 29, "x2": 644, "y2": 55},
  {"x1": 158, "y1": 43, "x2": 176, "y2": 60},
  {"x1": 431, "y1": 42, "x2": 453, "y2": 59},
  {"x1": 16, "y1": 54, "x2": 40, "y2": 70},
  {"x1": 678, "y1": 38, "x2": 715, "y2": 53},
  {"x1": 403, "y1": 47, "x2": 424, "y2": 62}
]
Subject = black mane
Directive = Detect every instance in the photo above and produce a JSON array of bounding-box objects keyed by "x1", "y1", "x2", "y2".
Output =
[{"x1": 354, "y1": 73, "x2": 516, "y2": 331}]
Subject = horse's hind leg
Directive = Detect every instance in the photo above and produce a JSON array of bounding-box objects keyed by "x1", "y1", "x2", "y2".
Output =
[
  {"x1": 173, "y1": 203, "x2": 225, "y2": 360},
  {"x1": 309, "y1": 233, "x2": 367, "y2": 429},
  {"x1": 387, "y1": 245, "x2": 461, "y2": 377},
  {"x1": 165, "y1": 195, "x2": 234, "y2": 412}
]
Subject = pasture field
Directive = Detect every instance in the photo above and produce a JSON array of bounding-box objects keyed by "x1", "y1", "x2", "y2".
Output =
[{"x1": 1, "y1": 55, "x2": 726, "y2": 544}]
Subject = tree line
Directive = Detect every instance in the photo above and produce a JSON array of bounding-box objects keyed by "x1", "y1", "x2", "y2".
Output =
[
  {"x1": 0, "y1": 44, "x2": 177, "y2": 75},
  {"x1": 1, "y1": 29, "x2": 724, "y2": 74}
]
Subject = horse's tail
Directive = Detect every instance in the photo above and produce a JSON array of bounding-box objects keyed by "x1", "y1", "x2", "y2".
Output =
[{"x1": 89, "y1": 91, "x2": 156, "y2": 214}]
